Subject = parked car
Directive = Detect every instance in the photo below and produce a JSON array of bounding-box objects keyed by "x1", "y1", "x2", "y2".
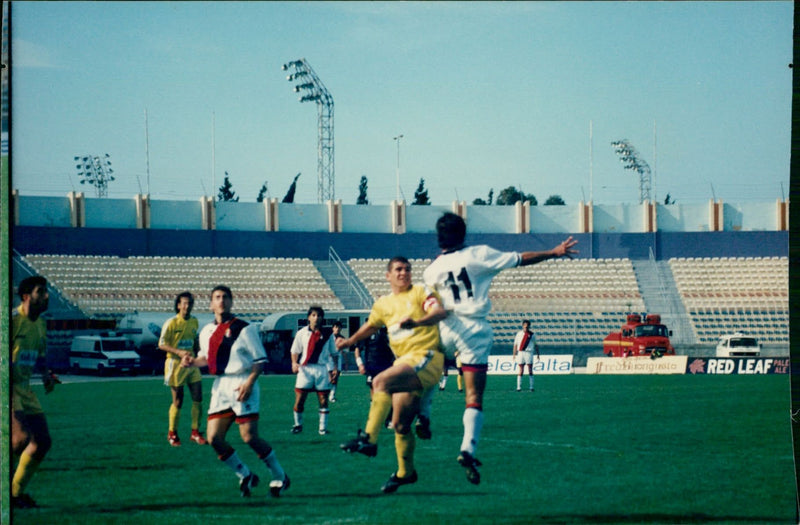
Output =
[
  {"x1": 715, "y1": 333, "x2": 761, "y2": 357},
  {"x1": 69, "y1": 333, "x2": 141, "y2": 374}
]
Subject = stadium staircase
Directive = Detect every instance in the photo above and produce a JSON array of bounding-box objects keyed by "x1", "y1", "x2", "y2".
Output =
[
  {"x1": 12, "y1": 252, "x2": 84, "y2": 319},
  {"x1": 631, "y1": 253, "x2": 695, "y2": 345},
  {"x1": 314, "y1": 247, "x2": 373, "y2": 310}
]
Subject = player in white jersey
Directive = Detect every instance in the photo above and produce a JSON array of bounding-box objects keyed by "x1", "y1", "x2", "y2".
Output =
[
  {"x1": 422, "y1": 212, "x2": 578, "y2": 485},
  {"x1": 182, "y1": 285, "x2": 290, "y2": 499},
  {"x1": 290, "y1": 306, "x2": 339, "y2": 435},
  {"x1": 512, "y1": 320, "x2": 540, "y2": 392}
]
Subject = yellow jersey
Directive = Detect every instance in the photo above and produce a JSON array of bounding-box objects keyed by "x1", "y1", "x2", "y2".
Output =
[
  {"x1": 12, "y1": 305, "x2": 47, "y2": 387},
  {"x1": 367, "y1": 284, "x2": 441, "y2": 358},
  {"x1": 159, "y1": 315, "x2": 199, "y2": 361}
]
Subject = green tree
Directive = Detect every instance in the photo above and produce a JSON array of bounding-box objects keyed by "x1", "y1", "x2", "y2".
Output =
[
  {"x1": 664, "y1": 193, "x2": 676, "y2": 205},
  {"x1": 217, "y1": 171, "x2": 239, "y2": 202},
  {"x1": 282, "y1": 173, "x2": 300, "y2": 203},
  {"x1": 496, "y1": 186, "x2": 536, "y2": 206},
  {"x1": 357, "y1": 176, "x2": 369, "y2": 205},
  {"x1": 413, "y1": 178, "x2": 430, "y2": 205},
  {"x1": 472, "y1": 188, "x2": 494, "y2": 206},
  {"x1": 544, "y1": 195, "x2": 565, "y2": 205},
  {"x1": 256, "y1": 181, "x2": 269, "y2": 202}
]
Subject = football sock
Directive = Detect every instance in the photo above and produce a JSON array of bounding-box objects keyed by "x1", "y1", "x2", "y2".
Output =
[
  {"x1": 12, "y1": 452, "x2": 42, "y2": 497},
  {"x1": 516, "y1": 375, "x2": 522, "y2": 390},
  {"x1": 293, "y1": 410, "x2": 303, "y2": 427},
  {"x1": 191, "y1": 401, "x2": 202, "y2": 431},
  {"x1": 319, "y1": 408, "x2": 329, "y2": 432},
  {"x1": 529, "y1": 375, "x2": 534, "y2": 390},
  {"x1": 461, "y1": 407, "x2": 484, "y2": 456},
  {"x1": 439, "y1": 375, "x2": 447, "y2": 389},
  {"x1": 221, "y1": 450, "x2": 251, "y2": 481},
  {"x1": 365, "y1": 390, "x2": 392, "y2": 444},
  {"x1": 457, "y1": 375, "x2": 463, "y2": 391},
  {"x1": 395, "y1": 431, "x2": 416, "y2": 478},
  {"x1": 419, "y1": 386, "x2": 434, "y2": 419},
  {"x1": 168, "y1": 404, "x2": 180, "y2": 432},
  {"x1": 261, "y1": 449, "x2": 285, "y2": 481}
]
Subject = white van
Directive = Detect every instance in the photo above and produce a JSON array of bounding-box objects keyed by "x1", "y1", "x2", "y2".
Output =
[
  {"x1": 715, "y1": 333, "x2": 761, "y2": 357},
  {"x1": 69, "y1": 333, "x2": 141, "y2": 374}
]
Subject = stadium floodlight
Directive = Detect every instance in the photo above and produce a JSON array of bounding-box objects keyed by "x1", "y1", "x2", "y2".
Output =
[
  {"x1": 74, "y1": 153, "x2": 115, "y2": 198},
  {"x1": 611, "y1": 139, "x2": 651, "y2": 204},
  {"x1": 282, "y1": 58, "x2": 334, "y2": 203}
]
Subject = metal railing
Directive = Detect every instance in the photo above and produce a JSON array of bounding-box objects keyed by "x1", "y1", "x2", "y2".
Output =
[{"x1": 327, "y1": 246, "x2": 372, "y2": 309}]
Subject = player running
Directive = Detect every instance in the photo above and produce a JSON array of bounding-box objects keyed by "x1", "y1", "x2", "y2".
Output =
[
  {"x1": 422, "y1": 212, "x2": 577, "y2": 485},
  {"x1": 182, "y1": 285, "x2": 290, "y2": 499}
]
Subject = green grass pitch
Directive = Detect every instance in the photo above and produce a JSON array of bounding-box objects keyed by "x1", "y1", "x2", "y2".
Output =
[{"x1": 11, "y1": 373, "x2": 795, "y2": 524}]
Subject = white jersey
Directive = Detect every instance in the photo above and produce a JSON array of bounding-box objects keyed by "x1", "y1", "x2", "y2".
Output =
[
  {"x1": 291, "y1": 326, "x2": 337, "y2": 372},
  {"x1": 198, "y1": 318, "x2": 267, "y2": 376},
  {"x1": 423, "y1": 245, "x2": 520, "y2": 319}
]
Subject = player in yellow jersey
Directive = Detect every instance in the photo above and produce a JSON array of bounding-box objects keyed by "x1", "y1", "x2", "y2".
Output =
[
  {"x1": 159, "y1": 292, "x2": 207, "y2": 446},
  {"x1": 11, "y1": 276, "x2": 59, "y2": 509},
  {"x1": 337, "y1": 256, "x2": 447, "y2": 493}
]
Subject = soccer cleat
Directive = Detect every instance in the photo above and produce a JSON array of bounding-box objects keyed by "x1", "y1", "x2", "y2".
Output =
[
  {"x1": 291, "y1": 425, "x2": 303, "y2": 434},
  {"x1": 168, "y1": 431, "x2": 182, "y2": 447},
  {"x1": 415, "y1": 415, "x2": 432, "y2": 440},
  {"x1": 516, "y1": 388, "x2": 521, "y2": 392},
  {"x1": 318, "y1": 429, "x2": 330, "y2": 435},
  {"x1": 239, "y1": 473, "x2": 260, "y2": 498},
  {"x1": 381, "y1": 470, "x2": 418, "y2": 493},
  {"x1": 457, "y1": 451, "x2": 482, "y2": 485},
  {"x1": 269, "y1": 473, "x2": 291, "y2": 498},
  {"x1": 190, "y1": 430, "x2": 208, "y2": 445},
  {"x1": 11, "y1": 493, "x2": 38, "y2": 509},
  {"x1": 340, "y1": 429, "x2": 377, "y2": 457}
]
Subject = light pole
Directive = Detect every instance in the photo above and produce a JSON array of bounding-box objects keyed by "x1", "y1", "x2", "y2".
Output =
[
  {"x1": 282, "y1": 58, "x2": 334, "y2": 203},
  {"x1": 74, "y1": 153, "x2": 115, "y2": 198},
  {"x1": 610, "y1": 139, "x2": 651, "y2": 204},
  {"x1": 393, "y1": 134, "x2": 403, "y2": 202}
]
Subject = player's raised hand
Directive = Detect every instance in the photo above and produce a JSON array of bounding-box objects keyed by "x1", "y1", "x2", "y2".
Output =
[{"x1": 554, "y1": 236, "x2": 579, "y2": 259}]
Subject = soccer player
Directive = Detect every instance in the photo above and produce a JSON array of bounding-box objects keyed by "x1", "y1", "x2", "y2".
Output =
[
  {"x1": 290, "y1": 306, "x2": 339, "y2": 435},
  {"x1": 11, "y1": 275, "x2": 59, "y2": 509},
  {"x1": 337, "y1": 256, "x2": 446, "y2": 493},
  {"x1": 181, "y1": 285, "x2": 290, "y2": 498},
  {"x1": 159, "y1": 291, "x2": 207, "y2": 446},
  {"x1": 328, "y1": 320, "x2": 345, "y2": 403},
  {"x1": 422, "y1": 212, "x2": 578, "y2": 485},
  {"x1": 513, "y1": 319, "x2": 540, "y2": 392}
]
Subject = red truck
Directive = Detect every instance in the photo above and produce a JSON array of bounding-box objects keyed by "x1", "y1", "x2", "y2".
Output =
[{"x1": 603, "y1": 314, "x2": 674, "y2": 358}]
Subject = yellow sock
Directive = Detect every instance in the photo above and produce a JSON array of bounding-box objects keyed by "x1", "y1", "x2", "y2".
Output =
[
  {"x1": 457, "y1": 375, "x2": 463, "y2": 390},
  {"x1": 12, "y1": 452, "x2": 42, "y2": 497},
  {"x1": 191, "y1": 402, "x2": 202, "y2": 431},
  {"x1": 395, "y1": 431, "x2": 416, "y2": 478},
  {"x1": 169, "y1": 404, "x2": 180, "y2": 432},
  {"x1": 364, "y1": 391, "x2": 392, "y2": 444}
]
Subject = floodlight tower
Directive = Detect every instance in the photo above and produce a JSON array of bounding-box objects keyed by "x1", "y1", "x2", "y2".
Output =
[
  {"x1": 610, "y1": 139, "x2": 651, "y2": 204},
  {"x1": 282, "y1": 58, "x2": 334, "y2": 203},
  {"x1": 74, "y1": 153, "x2": 115, "y2": 198}
]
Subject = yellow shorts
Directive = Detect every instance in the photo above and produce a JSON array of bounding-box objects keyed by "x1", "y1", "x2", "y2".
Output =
[
  {"x1": 164, "y1": 358, "x2": 202, "y2": 388},
  {"x1": 394, "y1": 349, "x2": 444, "y2": 391},
  {"x1": 12, "y1": 384, "x2": 43, "y2": 415}
]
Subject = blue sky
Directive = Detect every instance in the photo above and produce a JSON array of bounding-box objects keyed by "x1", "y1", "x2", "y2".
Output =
[{"x1": 9, "y1": 1, "x2": 793, "y2": 205}]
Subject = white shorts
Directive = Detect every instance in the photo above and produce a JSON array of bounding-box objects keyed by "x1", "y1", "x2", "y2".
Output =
[
  {"x1": 208, "y1": 375, "x2": 260, "y2": 418},
  {"x1": 294, "y1": 364, "x2": 333, "y2": 392},
  {"x1": 515, "y1": 350, "x2": 535, "y2": 366},
  {"x1": 438, "y1": 316, "x2": 493, "y2": 365}
]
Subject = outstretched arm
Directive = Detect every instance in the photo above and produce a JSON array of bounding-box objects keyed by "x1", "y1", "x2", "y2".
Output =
[{"x1": 520, "y1": 236, "x2": 579, "y2": 266}]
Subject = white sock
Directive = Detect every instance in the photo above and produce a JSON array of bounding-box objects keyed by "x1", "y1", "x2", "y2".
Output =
[
  {"x1": 262, "y1": 450, "x2": 285, "y2": 481},
  {"x1": 293, "y1": 411, "x2": 303, "y2": 426},
  {"x1": 516, "y1": 375, "x2": 522, "y2": 389},
  {"x1": 439, "y1": 375, "x2": 447, "y2": 389},
  {"x1": 222, "y1": 451, "x2": 251, "y2": 481},
  {"x1": 319, "y1": 408, "x2": 329, "y2": 431},
  {"x1": 529, "y1": 375, "x2": 534, "y2": 389},
  {"x1": 461, "y1": 407, "x2": 484, "y2": 455}
]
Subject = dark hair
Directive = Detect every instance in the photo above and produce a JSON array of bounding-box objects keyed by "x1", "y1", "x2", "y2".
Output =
[
  {"x1": 522, "y1": 319, "x2": 530, "y2": 326},
  {"x1": 307, "y1": 305, "x2": 325, "y2": 318},
  {"x1": 18, "y1": 276, "x2": 47, "y2": 299},
  {"x1": 211, "y1": 285, "x2": 233, "y2": 300},
  {"x1": 332, "y1": 320, "x2": 342, "y2": 328},
  {"x1": 387, "y1": 256, "x2": 410, "y2": 272},
  {"x1": 175, "y1": 291, "x2": 194, "y2": 313},
  {"x1": 436, "y1": 212, "x2": 467, "y2": 250}
]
